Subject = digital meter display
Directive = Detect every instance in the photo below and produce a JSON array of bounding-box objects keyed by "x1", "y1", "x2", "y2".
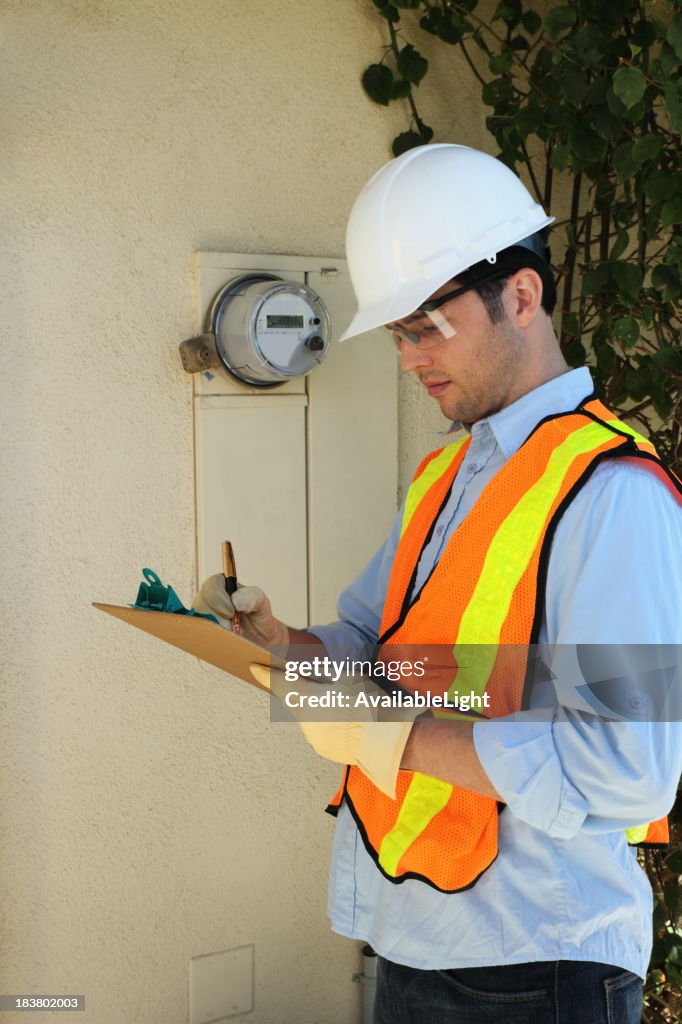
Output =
[{"x1": 266, "y1": 314, "x2": 304, "y2": 329}]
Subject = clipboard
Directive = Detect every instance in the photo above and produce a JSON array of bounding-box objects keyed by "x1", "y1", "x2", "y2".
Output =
[{"x1": 93, "y1": 604, "x2": 283, "y2": 693}]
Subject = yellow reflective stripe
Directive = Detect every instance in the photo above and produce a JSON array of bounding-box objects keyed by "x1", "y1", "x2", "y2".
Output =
[
  {"x1": 605, "y1": 418, "x2": 657, "y2": 454},
  {"x1": 447, "y1": 645, "x2": 498, "y2": 703},
  {"x1": 378, "y1": 772, "x2": 452, "y2": 877},
  {"x1": 625, "y1": 824, "x2": 649, "y2": 844},
  {"x1": 451, "y1": 421, "x2": 616, "y2": 698},
  {"x1": 401, "y1": 440, "x2": 468, "y2": 538}
]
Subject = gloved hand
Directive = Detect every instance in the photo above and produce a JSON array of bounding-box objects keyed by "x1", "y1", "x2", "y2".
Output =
[
  {"x1": 250, "y1": 663, "x2": 421, "y2": 799},
  {"x1": 192, "y1": 575, "x2": 289, "y2": 648}
]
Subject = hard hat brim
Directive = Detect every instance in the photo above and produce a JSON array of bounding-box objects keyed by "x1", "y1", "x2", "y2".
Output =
[{"x1": 338, "y1": 281, "x2": 439, "y2": 342}]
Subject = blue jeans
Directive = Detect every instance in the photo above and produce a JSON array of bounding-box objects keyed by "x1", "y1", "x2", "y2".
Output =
[{"x1": 374, "y1": 957, "x2": 644, "y2": 1024}]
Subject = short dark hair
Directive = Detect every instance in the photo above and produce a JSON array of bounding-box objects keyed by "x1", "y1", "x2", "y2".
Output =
[
  {"x1": 476, "y1": 277, "x2": 509, "y2": 324},
  {"x1": 457, "y1": 231, "x2": 557, "y2": 322}
]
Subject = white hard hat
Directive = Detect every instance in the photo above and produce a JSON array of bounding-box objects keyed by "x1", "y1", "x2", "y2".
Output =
[{"x1": 340, "y1": 143, "x2": 554, "y2": 341}]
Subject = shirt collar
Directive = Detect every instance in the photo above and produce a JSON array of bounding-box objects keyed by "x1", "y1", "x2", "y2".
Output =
[{"x1": 442, "y1": 367, "x2": 596, "y2": 459}]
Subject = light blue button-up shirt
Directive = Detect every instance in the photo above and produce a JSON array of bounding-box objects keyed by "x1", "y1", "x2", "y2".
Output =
[{"x1": 310, "y1": 368, "x2": 682, "y2": 980}]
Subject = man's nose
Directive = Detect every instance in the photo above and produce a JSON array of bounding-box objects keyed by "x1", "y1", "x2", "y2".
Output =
[{"x1": 398, "y1": 340, "x2": 433, "y2": 373}]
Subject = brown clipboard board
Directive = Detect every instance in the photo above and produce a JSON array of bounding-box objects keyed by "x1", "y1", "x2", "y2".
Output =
[{"x1": 92, "y1": 604, "x2": 283, "y2": 693}]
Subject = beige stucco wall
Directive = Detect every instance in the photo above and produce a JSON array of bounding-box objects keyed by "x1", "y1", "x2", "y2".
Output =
[{"x1": 1, "y1": 3, "x2": 487, "y2": 1022}]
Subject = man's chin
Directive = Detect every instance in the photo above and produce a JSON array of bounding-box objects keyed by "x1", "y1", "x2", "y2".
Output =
[{"x1": 437, "y1": 396, "x2": 479, "y2": 427}]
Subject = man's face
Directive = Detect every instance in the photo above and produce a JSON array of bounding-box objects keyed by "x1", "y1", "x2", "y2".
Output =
[{"x1": 391, "y1": 278, "x2": 525, "y2": 427}]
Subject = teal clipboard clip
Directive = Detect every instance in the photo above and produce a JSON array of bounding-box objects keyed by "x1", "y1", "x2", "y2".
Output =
[{"x1": 132, "y1": 568, "x2": 218, "y2": 624}]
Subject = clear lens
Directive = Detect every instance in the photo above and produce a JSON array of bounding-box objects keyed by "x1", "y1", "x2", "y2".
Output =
[{"x1": 389, "y1": 308, "x2": 458, "y2": 351}]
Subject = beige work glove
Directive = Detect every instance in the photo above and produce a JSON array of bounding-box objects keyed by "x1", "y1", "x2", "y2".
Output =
[
  {"x1": 192, "y1": 574, "x2": 288, "y2": 647},
  {"x1": 250, "y1": 663, "x2": 420, "y2": 799}
]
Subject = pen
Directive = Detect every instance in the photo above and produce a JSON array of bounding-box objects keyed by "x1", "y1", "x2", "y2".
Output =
[{"x1": 221, "y1": 540, "x2": 240, "y2": 634}]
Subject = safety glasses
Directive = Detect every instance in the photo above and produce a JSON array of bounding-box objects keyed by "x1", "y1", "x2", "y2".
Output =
[{"x1": 386, "y1": 268, "x2": 513, "y2": 351}]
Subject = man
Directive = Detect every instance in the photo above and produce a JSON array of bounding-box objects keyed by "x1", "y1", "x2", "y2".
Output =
[{"x1": 195, "y1": 145, "x2": 682, "y2": 1023}]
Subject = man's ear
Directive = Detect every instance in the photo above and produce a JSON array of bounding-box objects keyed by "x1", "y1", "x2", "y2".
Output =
[{"x1": 507, "y1": 268, "x2": 544, "y2": 327}]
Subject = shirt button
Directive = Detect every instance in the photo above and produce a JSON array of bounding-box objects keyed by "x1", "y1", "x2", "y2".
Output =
[{"x1": 436, "y1": 524, "x2": 445, "y2": 537}]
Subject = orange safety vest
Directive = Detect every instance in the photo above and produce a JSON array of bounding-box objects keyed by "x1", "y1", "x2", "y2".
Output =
[{"x1": 327, "y1": 398, "x2": 681, "y2": 893}]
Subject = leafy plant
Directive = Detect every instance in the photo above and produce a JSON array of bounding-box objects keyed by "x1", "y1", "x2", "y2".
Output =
[
  {"x1": 362, "y1": 0, "x2": 682, "y2": 476},
  {"x1": 362, "y1": 1, "x2": 682, "y2": 1018}
]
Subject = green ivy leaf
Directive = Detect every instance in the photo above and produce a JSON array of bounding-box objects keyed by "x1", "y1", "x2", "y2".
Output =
[
  {"x1": 667, "y1": 964, "x2": 682, "y2": 992},
  {"x1": 521, "y1": 9, "x2": 542, "y2": 34},
  {"x1": 623, "y1": 98, "x2": 646, "y2": 124},
  {"x1": 624, "y1": 365, "x2": 649, "y2": 402},
  {"x1": 610, "y1": 229, "x2": 630, "y2": 261},
  {"x1": 613, "y1": 141, "x2": 637, "y2": 181},
  {"x1": 596, "y1": 339, "x2": 617, "y2": 376},
  {"x1": 550, "y1": 142, "x2": 570, "y2": 171},
  {"x1": 397, "y1": 44, "x2": 428, "y2": 86},
  {"x1": 659, "y1": 41, "x2": 678, "y2": 79},
  {"x1": 644, "y1": 171, "x2": 678, "y2": 204},
  {"x1": 585, "y1": 76, "x2": 610, "y2": 106},
  {"x1": 490, "y1": 51, "x2": 513, "y2": 75},
  {"x1": 568, "y1": 122, "x2": 607, "y2": 163},
  {"x1": 482, "y1": 77, "x2": 515, "y2": 106},
  {"x1": 392, "y1": 0, "x2": 419, "y2": 7},
  {"x1": 570, "y1": 24, "x2": 607, "y2": 68},
  {"x1": 606, "y1": 85, "x2": 627, "y2": 118},
  {"x1": 612, "y1": 262, "x2": 643, "y2": 295},
  {"x1": 563, "y1": 337, "x2": 587, "y2": 365},
  {"x1": 668, "y1": 929, "x2": 682, "y2": 958},
  {"x1": 392, "y1": 130, "x2": 425, "y2": 156},
  {"x1": 667, "y1": 11, "x2": 682, "y2": 60},
  {"x1": 371, "y1": 0, "x2": 400, "y2": 21},
  {"x1": 631, "y1": 19, "x2": 658, "y2": 48},
  {"x1": 651, "y1": 264, "x2": 681, "y2": 301},
  {"x1": 582, "y1": 263, "x2": 612, "y2": 296},
  {"x1": 613, "y1": 66, "x2": 647, "y2": 109},
  {"x1": 591, "y1": 107, "x2": 624, "y2": 145},
  {"x1": 612, "y1": 35, "x2": 634, "y2": 62},
  {"x1": 614, "y1": 316, "x2": 640, "y2": 347},
  {"x1": 639, "y1": 304, "x2": 653, "y2": 329},
  {"x1": 596, "y1": 178, "x2": 617, "y2": 206},
  {"x1": 655, "y1": 346, "x2": 682, "y2": 372},
  {"x1": 531, "y1": 46, "x2": 553, "y2": 77},
  {"x1": 391, "y1": 80, "x2": 412, "y2": 100},
  {"x1": 666, "y1": 239, "x2": 682, "y2": 269},
  {"x1": 653, "y1": 388, "x2": 675, "y2": 422},
  {"x1": 420, "y1": 9, "x2": 467, "y2": 44},
  {"x1": 515, "y1": 104, "x2": 544, "y2": 137},
  {"x1": 632, "y1": 134, "x2": 663, "y2": 166},
  {"x1": 544, "y1": 5, "x2": 577, "y2": 39},
  {"x1": 560, "y1": 67, "x2": 589, "y2": 104},
  {"x1": 664, "y1": 83, "x2": 682, "y2": 134},
  {"x1": 493, "y1": 0, "x2": 522, "y2": 27},
  {"x1": 661, "y1": 194, "x2": 682, "y2": 227},
  {"x1": 362, "y1": 64, "x2": 394, "y2": 105}
]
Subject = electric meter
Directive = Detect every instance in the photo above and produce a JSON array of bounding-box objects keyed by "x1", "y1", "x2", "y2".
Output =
[{"x1": 179, "y1": 273, "x2": 331, "y2": 387}]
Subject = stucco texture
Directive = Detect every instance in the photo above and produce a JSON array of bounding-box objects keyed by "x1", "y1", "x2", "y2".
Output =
[{"x1": 0, "y1": 2, "x2": 487, "y2": 1021}]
